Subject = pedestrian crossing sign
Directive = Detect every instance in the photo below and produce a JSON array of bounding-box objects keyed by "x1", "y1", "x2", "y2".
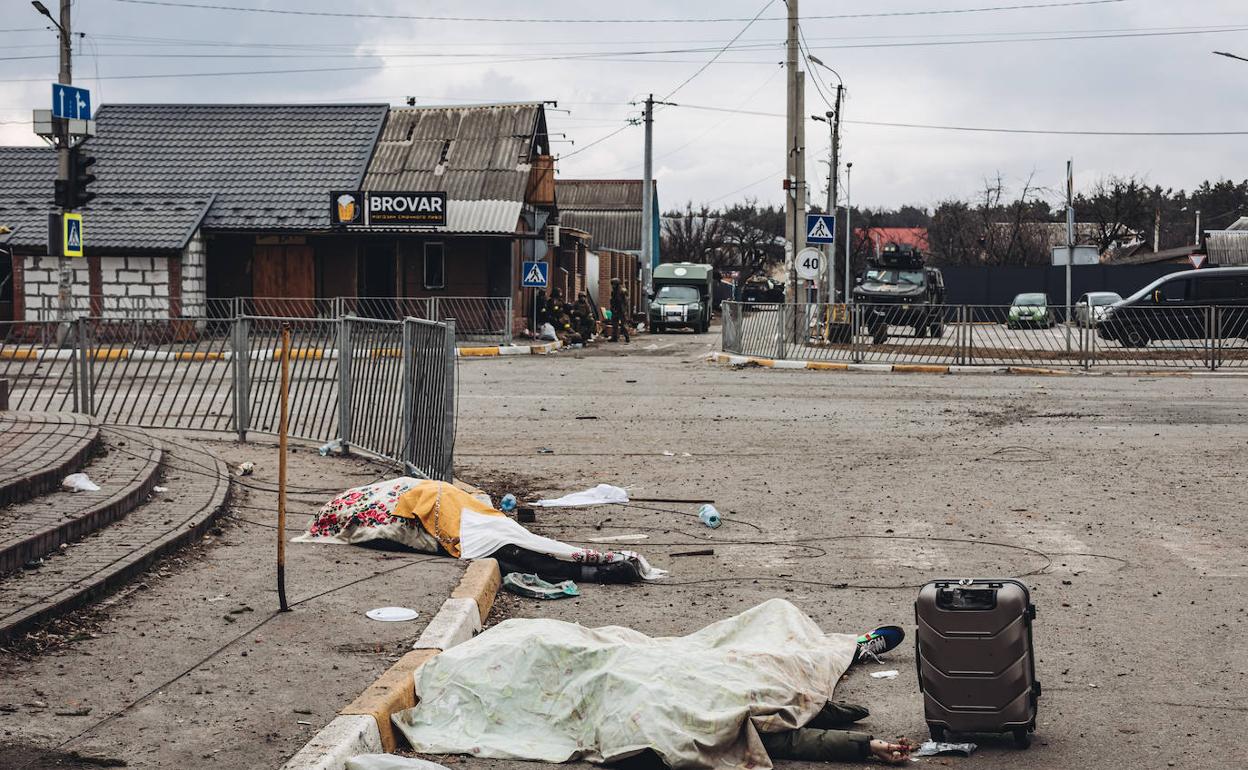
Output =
[
  {"x1": 521, "y1": 260, "x2": 548, "y2": 288},
  {"x1": 63, "y1": 213, "x2": 84, "y2": 258},
  {"x1": 806, "y1": 213, "x2": 836, "y2": 244}
]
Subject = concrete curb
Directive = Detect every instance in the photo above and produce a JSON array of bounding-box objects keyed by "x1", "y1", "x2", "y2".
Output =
[
  {"x1": 280, "y1": 557, "x2": 503, "y2": 767},
  {"x1": 457, "y1": 340, "x2": 562, "y2": 357},
  {"x1": 708, "y1": 352, "x2": 1248, "y2": 378}
]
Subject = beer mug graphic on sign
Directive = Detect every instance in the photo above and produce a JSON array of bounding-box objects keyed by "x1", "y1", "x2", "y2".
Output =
[{"x1": 336, "y1": 193, "x2": 357, "y2": 223}]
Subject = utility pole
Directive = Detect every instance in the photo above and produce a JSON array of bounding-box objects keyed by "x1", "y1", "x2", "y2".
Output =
[
  {"x1": 828, "y1": 84, "x2": 842, "y2": 303},
  {"x1": 1065, "y1": 159, "x2": 1075, "y2": 353},
  {"x1": 1195, "y1": 210, "x2": 1202, "y2": 247},
  {"x1": 784, "y1": 0, "x2": 806, "y2": 309},
  {"x1": 53, "y1": 0, "x2": 73, "y2": 327},
  {"x1": 844, "y1": 162, "x2": 853, "y2": 305},
  {"x1": 642, "y1": 94, "x2": 654, "y2": 296}
]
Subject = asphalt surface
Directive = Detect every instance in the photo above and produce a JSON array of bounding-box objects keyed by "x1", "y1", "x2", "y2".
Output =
[{"x1": 449, "y1": 326, "x2": 1248, "y2": 770}]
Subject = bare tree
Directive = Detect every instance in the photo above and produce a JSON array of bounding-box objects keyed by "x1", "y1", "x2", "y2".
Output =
[{"x1": 661, "y1": 203, "x2": 726, "y2": 264}]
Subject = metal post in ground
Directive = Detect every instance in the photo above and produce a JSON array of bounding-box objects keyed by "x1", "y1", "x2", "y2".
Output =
[
  {"x1": 276, "y1": 323, "x2": 291, "y2": 612},
  {"x1": 336, "y1": 317, "x2": 352, "y2": 453},
  {"x1": 441, "y1": 318, "x2": 457, "y2": 481},
  {"x1": 1209, "y1": 306, "x2": 1218, "y2": 371},
  {"x1": 775, "y1": 304, "x2": 786, "y2": 360},
  {"x1": 233, "y1": 316, "x2": 251, "y2": 442},
  {"x1": 74, "y1": 317, "x2": 91, "y2": 415},
  {"x1": 965, "y1": 306, "x2": 975, "y2": 366},
  {"x1": 504, "y1": 297, "x2": 513, "y2": 345}
]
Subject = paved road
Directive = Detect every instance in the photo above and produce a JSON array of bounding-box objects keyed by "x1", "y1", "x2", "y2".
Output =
[{"x1": 452, "y1": 326, "x2": 1248, "y2": 770}]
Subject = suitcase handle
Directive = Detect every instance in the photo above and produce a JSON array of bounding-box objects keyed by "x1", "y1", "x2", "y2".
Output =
[{"x1": 936, "y1": 585, "x2": 998, "y2": 611}]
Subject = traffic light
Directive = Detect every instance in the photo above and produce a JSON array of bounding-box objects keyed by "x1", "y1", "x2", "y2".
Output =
[{"x1": 69, "y1": 147, "x2": 97, "y2": 209}]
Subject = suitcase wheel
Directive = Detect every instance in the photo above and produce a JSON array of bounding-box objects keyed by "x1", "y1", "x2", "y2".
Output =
[
  {"x1": 1012, "y1": 728, "x2": 1033, "y2": 750},
  {"x1": 929, "y1": 724, "x2": 947, "y2": 742}
]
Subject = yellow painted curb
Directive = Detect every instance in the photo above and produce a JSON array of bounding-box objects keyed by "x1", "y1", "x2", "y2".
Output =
[
  {"x1": 1007, "y1": 366, "x2": 1074, "y2": 376},
  {"x1": 893, "y1": 364, "x2": 949, "y2": 374},
  {"x1": 88, "y1": 348, "x2": 129, "y2": 361},
  {"x1": 340, "y1": 649, "x2": 439, "y2": 753},
  {"x1": 806, "y1": 361, "x2": 849, "y2": 371},
  {"x1": 458, "y1": 346, "x2": 500, "y2": 357},
  {"x1": 370, "y1": 348, "x2": 403, "y2": 359},
  {"x1": 175, "y1": 350, "x2": 225, "y2": 361},
  {"x1": 273, "y1": 348, "x2": 324, "y2": 360},
  {"x1": 0, "y1": 348, "x2": 38, "y2": 360},
  {"x1": 451, "y1": 558, "x2": 502, "y2": 625}
]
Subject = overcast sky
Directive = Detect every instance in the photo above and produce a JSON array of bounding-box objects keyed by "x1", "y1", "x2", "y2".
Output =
[{"x1": 2, "y1": 0, "x2": 1246, "y2": 213}]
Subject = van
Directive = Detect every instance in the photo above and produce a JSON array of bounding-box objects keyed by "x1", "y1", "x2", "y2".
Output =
[
  {"x1": 650, "y1": 263, "x2": 714, "y2": 333},
  {"x1": 1098, "y1": 267, "x2": 1248, "y2": 347}
]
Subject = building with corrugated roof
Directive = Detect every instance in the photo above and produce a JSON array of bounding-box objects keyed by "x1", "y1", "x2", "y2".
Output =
[{"x1": 554, "y1": 179, "x2": 657, "y2": 314}]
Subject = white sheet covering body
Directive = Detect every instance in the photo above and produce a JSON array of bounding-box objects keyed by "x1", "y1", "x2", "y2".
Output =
[{"x1": 392, "y1": 599, "x2": 856, "y2": 769}]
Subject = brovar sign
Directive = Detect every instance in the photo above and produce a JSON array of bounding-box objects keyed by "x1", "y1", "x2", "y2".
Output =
[{"x1": 330, "y1": 191, "x2": 448, "y2": 228}]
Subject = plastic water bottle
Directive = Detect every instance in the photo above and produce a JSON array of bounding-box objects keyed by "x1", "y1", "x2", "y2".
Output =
[
  {"x1": 318, "y1": 438, "x2": 343, "y2": 457},
  {"x1": 500, "y1": 493, "x2": 518, "y2": 512},
  {"x1": 698, "y1": 504, "x2": 722, "y2": 529}
]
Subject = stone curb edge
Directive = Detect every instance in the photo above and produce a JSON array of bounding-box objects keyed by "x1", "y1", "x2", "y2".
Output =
[
  {"x1": 457, "y1": 340, "x2": 562, "y2": 357},
  {"x1": 278, "y1": 557, "x2": 503, "y2": 770},
  {"x1": 707, "y1": 352, "x2": 1248, "y2": 378}
]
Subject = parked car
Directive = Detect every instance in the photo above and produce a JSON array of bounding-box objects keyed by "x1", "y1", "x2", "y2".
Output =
[
  {"x1": 1099, "y1": 267, "x2": 1248, "y2": 347},
  {"x1": 1007, "y1": 293, "x2": 1054, "y2": 329},
  {"x1": 1074, "y1": 292, "x2": 1123, "y2": 328}
]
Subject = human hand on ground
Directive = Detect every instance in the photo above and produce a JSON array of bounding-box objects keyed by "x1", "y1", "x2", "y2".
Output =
[{"x1": 869, "y1": 738, "x2": 912, "y2": 764}]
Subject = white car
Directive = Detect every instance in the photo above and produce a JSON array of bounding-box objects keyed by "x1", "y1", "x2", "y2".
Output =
[{"x1": 1074, "y1": 292, "x2": 1123, "y2": 328}]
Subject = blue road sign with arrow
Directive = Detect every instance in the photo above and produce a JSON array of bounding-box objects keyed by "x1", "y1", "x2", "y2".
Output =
[
  {"x1": 806, "y1": 213, "x2": 837, "y2": 244},
  {"x1": 521, "y1": 261, "x2": 549, "y2": 288},
  {"x1": 52, "y1": 83, "x2": 91, "y2": 120}
]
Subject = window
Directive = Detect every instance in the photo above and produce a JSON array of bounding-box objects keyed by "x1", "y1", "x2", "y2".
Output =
[
  {"x1": 1194, "y1": 277, "x2": 1247, "y2": 302},
  {"x1": 1159, "y1": 279, "x2": 1188, "y2": 302},
  {"x1": 423, "y1": 242, "x2": 445, "y2": 290}
]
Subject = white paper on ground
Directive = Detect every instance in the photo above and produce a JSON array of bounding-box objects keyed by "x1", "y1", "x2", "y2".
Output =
[
  {"x1": 533, "y1": 484, "x2": 629, "y2": 508},
  {"x1": 586, "y1": 533, "x2": 649, "y2": 543},
  {"x1": 346, "y1": 755, "x2": 450, "y2": 770},
  {"x1": 62, "y1": 473, "x2": 100, "y2": 492},
  {"x1": 869, "y1": 670, "x2": 899, "y2": 680}
]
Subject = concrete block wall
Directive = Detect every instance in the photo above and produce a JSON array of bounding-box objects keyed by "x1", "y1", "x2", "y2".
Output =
[
  {"x1": 180, "y1": 230, "x2": 207, "y2": 319},
  {"x1": 22, "y1": 256, "x2": 90, "y2": 321},
  {"x1": 21, "y1": 254, "x2": 172, "y2": 320}
]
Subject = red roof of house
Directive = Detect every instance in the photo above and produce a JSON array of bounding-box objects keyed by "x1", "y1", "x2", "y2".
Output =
[{"x1": 858, "y1": 227, "x2": 930, "y2": 253}]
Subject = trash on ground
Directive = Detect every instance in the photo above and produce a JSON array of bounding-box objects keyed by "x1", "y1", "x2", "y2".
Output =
[
  {"x1": 913, "y1": 741, "x2": 977, "y2": 757},
  {"x1": 662, "y1": 450, "x2": 676, "y2": 456},
  {"x1": 537, "y1": 447, "x2": 554, "y2": 454},
  {"x1": 869, "y1": 670, "x2": 899, "y2": 680},
  {"x1": 294, "y1": 478, "x2": 665, "y2": 581},
  {"x1": 346, "y1": 755, "x2": 450, "y2": 770},
  {"x1": 61, "y1": 473, "x2": 100, "y2": 493},
  {"x1": 698, "y1": 504, "x2": 722, "y2": 528},
  {"x1": 365, "y1": 607, "x2": 420, "y2": 622},
  {"x1": 671, "y1": 549, "x2": 714, "y2": 558},
  {"x1": 391, "y1": 599, "x2": 856, "y2": 767},
  {"x1": 318, "y1": 438, "x2": 344, "y2": 457},
  {"x1": 53, "y1": 707, "x2": 91, "y2": 716},
  {"x1": 586, "y1": 533, "x2": 648, "y2": 543},
  {"x1": 539, "y1": 322, "x2": 558, "y2": 341},
  {"x1": 500, "y1": 493, "x2": 517, "y2": 512},
  {"x1": 237, "y1": 461, "x2": 255, "y2": 476},
  {"x1": 502, "y1": 572, "x2": 580, "y2": 600},
  {"x1": 517, "y1": 507, "x2": 536, "y2": 523},
  {"x1": 533, "y1": 483, "x2": 629, "y2": 508},
  {"x1": 574, "y1": 415, "x2": 598, "y2": 420},
  {"x1": 153, "y1": 485, "x2": 169, "y2": 493}
]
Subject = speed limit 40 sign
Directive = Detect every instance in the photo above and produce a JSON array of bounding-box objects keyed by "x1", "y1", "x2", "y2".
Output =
[{"x1": 796, "y1": 247, "x2": 824, "y2": 280}]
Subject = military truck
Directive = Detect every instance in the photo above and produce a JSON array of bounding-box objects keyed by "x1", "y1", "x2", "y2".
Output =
[
  {"x1": 852, "y1": 243, "x2": 946, "y2": 344},
  {"x1": 650, "y1": 262, "x2": 714, "y2": 333}
]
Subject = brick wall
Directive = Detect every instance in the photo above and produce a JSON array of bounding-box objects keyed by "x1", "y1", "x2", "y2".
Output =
[
  {"x1": 22, "y1": 254, "x2": 172, "y2": 320},
  {"x1": 180, "y1": 230, "x2": 207, "y2": 318},
  {"x1": 21, "y1": 256, "x2": 90, "y2": 321}
]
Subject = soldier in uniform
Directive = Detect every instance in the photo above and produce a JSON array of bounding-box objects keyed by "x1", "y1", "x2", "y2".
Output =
[
  {"x1": 573, "y1": 293, "x2": 597, "y2": 342},
  {"x1": 609, "y1": 278, "x2": 631, "y2": 342}
]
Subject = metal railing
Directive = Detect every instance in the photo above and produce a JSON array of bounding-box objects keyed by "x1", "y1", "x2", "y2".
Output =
[
  {"x1": 24, "y1": 295, "x2": 513, "y2": 346},
  {"x1": 721, "y1": 301, "x2": 1248, "y2": 370},
  {"x1": 1, "y1": 314, "x2": 457, "y2": 480}
]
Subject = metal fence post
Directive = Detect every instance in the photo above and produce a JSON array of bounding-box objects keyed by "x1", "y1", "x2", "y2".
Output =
[
  {"x1": 851, "y1": 304, "x2": 862, "y2": 363},
  {"x1": 964, "y1": 305, "x2": 975, "y2": 366},
  {"x1": 234, "y1": 316, "x2": 251, "y2": 442},
  {"x1": 775, "y1": 304, "x2": 786, "y2": 360},
  {"x1": 337, "y1": 317, "x2": 353, "y2": 452},
  {"x1": 74, "y1": 317, "x2": 92, "y2": 415},
  {"x1": 1209, "y1": 306, "x2": 1219, "y2": 371},
  {"x1": 441, "y1": 319, "x2": 457, "y2": 481},
  {"x1": 400, "y1": 319, "x2": 414, "y2": 466},
  {"x1": 504, "y1": 297, "x2": 514, "y2": 345}
]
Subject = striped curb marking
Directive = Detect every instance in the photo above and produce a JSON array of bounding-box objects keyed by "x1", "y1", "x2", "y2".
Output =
[{"x1": 707, "y1": 352, "x2": 1248, "y2": 377}]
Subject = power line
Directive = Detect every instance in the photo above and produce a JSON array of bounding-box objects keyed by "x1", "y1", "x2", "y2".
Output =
[
  {"x1": 708, "y1": 167, "x2": 784, "y2": 204},
  {"x1": 559, "y1": 123, "x2": 637, "y2": 160},
  {"x1": 110, "y1": 0, "x2": 1129, "y2": 24},
  {"x1": 670, "y1": 103, "x2": 1248, "y2": 136},
  {"x1": 660, "y1": 0, "x2": 775, "y2": 101}
]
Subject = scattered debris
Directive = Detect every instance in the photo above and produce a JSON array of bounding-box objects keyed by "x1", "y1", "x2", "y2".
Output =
[
  {"x1": 517, "y1": 507, "x2": 536, "y2": 523},
  {"x1": 913, "y1": 741, "x2": 977, "y2": 758},
  {"x1": 661, "y1": 450, "x2": 676, "y2": 457},
  {"x1": 237, "y1": 462, "x2": 255, "y2": 476},
  {"x1": 500, "y1": 493, "x2": 517, "y2": 512},
  {"x1": 671, "y1": 549, "x2": 715, "y2": 558},
  {"x1": 533, "y1": 484, "x2": 629, "y2": 508},
  {"x1": 62, "y1": 473, "x2": 100, "y2": 493},
  {"x1": 502, "y1": 572, "x2": 580, "y2": 600},
  {"x1": 698, "y1": 504, "x2": 722, "y2": 528},
  {"x1": 54, "y1": 707, "x2": 92, "y2": 717},
  {"x1": 586, "y1": 533, "x2": 648, "y2": 543},
  {"x1": 365, "y1": 607, "x2": 420, "y2": 622},
  {"x1": 869, "y1": 670, "x2": 899, "y2": 680},
  {"x1": 152, "y1": 486, "x2": 168, "y2": 493},
  {"x1": 346, "y1": 754, "x2": 451, "y2": 770},
  {"x1": 574, "y1": 415, "x2": 598, "y2": 420},
  {"x1": 537, "y1": 448, "x2": 555, "y2": 455}
]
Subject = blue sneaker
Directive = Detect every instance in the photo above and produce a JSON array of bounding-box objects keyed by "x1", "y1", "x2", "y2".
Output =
[{"x1": 855, "y1": 625, "x2": 905, "y2": 663}]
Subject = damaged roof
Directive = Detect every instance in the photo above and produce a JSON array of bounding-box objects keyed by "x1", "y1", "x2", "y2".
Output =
[{"x1": 555, "y1": 179, "x2": 650, "y2": 252}]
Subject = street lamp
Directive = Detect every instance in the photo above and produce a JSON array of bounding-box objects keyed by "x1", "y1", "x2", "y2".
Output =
[{"x1": 31, "y1": 1, "x2": 65, "y2": 34}]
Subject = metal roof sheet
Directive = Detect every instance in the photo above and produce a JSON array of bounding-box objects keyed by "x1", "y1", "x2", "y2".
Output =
[
  {"x1": 0, "y1": 194, "x2": 213, "y2": 252},
  {"x1": 560, "y1": 210, "x2": 643, "y2": 252},
  {"x1": 555, "y1": 179, "x2": 644, "y2": 209},
  {"x1": 363, "y1": 103, "x2": 546, "y2": 205},
  {"x1": 1207, "y1": 231, "x2": 1248, "y2": 265}
]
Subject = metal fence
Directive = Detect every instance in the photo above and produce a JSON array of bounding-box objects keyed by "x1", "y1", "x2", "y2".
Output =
[
  {"x1": 25, "y1": 295, "x2": 513, "y2": 345},
  {"x1": 0, "y1": 314, "x2": 457, "y2": 480},
  {"x1": 721, "y1": 301, "x2": 1248, "y2": 370}
]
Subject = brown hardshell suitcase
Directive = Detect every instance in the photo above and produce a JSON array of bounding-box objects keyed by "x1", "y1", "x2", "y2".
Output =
[{"x1": 914, "y1": 579, "x2": 1040, "y2": 748}]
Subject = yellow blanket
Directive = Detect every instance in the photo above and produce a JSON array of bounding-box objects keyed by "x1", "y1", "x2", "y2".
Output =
[{"x1": 392, "y1": 481, "x2": 503, "y2": 558}]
